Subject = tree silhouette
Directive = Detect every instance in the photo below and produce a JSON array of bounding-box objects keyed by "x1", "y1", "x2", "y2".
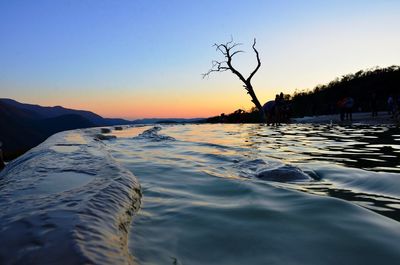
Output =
[{"x1": 203, "y1": 38, "x2": 265, "y2": 121}]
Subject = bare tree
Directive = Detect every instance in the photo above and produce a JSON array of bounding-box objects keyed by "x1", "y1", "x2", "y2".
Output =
[{"x1": 203, "y1": 38, "x2": 265, "y2": 121}]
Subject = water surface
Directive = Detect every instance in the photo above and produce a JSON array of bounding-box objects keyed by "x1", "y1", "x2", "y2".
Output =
[{"x1": 108, "y1": 124, "x2": 400, "y2": 265}]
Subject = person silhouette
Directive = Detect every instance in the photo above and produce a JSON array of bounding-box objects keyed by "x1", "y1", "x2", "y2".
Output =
[
  {"x1": 337, "y1": 98, "x2": 346, "y2": 121},
  {"x1": 277, "y1": 92, "x2": 286, "y2": 123},
  {"x1": 388, "y1": 95, "x2": 395, "y2": 117},
  {"x1": 371, "y1": 92, "x2": 378, "y2": 117},
  {"x1": 344, "y1": 96, "x2": 354, "y2": 121},
  {"x1": 274, "y1": 94, "x2": 281, "y2": 125},
  {"x1": 263, "y1": 98, "x2": 276, "y2": 126}
]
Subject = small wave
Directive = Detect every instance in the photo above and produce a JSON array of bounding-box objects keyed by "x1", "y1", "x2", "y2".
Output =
[
  {"x1": 133, "y1": 126, "x2": 176, "y2": 142},
  {"x1": 194, "y1": 141, "x2": 236, "y2": 150},
  {"x1": 313, "y1": 164, "x2": 400, "y2": 198}
]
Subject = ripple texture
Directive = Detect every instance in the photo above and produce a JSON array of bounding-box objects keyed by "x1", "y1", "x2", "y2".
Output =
[{"x1": 0, "y1": 129, "x2": 141, "y2": 265}]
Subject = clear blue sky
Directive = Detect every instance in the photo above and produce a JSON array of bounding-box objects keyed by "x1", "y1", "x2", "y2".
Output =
[{"x1": 1, "y1": 0, "x2": 399, "y2": 118}]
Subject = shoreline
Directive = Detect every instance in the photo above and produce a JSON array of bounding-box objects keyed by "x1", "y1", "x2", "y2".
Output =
[{"x1": 292, "y1": 111, "x2": 396, "y2": 125}]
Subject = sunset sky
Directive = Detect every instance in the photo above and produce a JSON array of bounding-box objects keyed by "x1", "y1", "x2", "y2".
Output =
[{"x1": 1, "y1": 0, "x2": 399, "y2": 119}]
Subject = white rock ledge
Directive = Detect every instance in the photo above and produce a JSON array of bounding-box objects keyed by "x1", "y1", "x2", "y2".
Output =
[{"x1": 0, "y1": 129, "x2": 141, "y2": 265}]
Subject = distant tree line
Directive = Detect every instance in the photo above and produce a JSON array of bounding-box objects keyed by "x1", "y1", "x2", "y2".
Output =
[
  {"x1": 206, "y1": 108, "x2": 261, "y2": 123},
  {"x1": 206, "y1": 65, "x2": 400, "y2": 123},
  {"x1": 289, "y1": 65, "x2": 400, "y2": 117}
]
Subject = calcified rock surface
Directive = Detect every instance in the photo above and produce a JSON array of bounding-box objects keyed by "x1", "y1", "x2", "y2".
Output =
[{"x1": 0, "y1": 129, "x2": 141, "y2": 265}]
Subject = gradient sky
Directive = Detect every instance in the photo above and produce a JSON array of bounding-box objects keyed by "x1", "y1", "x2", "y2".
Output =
[{"x1": 1, "y1": 0, "x2": 399, "y2": 119}]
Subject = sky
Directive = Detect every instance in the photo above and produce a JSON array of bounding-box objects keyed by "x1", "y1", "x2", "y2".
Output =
[{"x1": 1, "y1": 0, "x2": 399, "y2": 119}]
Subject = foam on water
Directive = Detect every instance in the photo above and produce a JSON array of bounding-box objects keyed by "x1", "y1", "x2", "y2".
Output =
[{"x1": 133, "y1": 126, "x2": 176, "y2": 142}]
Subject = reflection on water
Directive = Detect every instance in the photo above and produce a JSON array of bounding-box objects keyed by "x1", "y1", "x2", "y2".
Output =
[
  {"x1": 108, "y1": 124, "x2": 400, "y2": 265},
  {"x1": 250, "y1": 124, "x2": 400, "y2": 173}
]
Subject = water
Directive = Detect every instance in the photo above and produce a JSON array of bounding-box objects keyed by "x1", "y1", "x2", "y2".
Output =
[{"x1": 107, "y1": 124, "x2": 400, "y2": 265}]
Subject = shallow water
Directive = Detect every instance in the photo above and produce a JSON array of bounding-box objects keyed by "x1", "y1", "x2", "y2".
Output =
[{"x1": 107, "y1": 124, "x2": 400, "y2": 265}]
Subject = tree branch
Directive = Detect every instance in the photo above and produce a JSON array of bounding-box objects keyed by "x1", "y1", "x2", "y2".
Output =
[
  {"x1": 202, "y1": 60, "x2": 230, "y2": 78},
  {"x1": 226, "y1": 56, "x2": 247, "y2": 84},
  {"x1": 204, "y1": 39, "x2": 259, "y2": 85},
  {"x1": 247, "y1": 38, "x2": 261, "y2": 82},
  {"x1": 231, "y1": 50, "x2": 244, "y2": 57},
  {"x1": 203, "y1": 41, "x2": 245, "y2": 80}
]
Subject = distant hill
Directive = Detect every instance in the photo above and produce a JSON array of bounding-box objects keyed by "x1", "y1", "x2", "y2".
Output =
[
  {"x1": 0, "y1": 99, "x2": 206, "y2": 161},
  {"x1": 0, "y1": 101, "x2": 48, "y2": 159},
  {"x1": 0, "y1": 98, "x2": 132, "y2": 126},
  {"x1": 0, "y1": 99, "x2": 132, "y2": 161},
  {"x1": 36, "y1": 114, "x2": 95, "y2": 135}
]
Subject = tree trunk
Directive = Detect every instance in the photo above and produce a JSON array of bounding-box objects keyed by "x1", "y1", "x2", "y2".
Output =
[{"x1": 246, "y1": 83, "x2": 265, "y2": 122}]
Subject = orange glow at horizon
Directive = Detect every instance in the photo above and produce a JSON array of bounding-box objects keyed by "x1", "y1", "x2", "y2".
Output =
[
  {"x1": 60, "y1": 96, "x2": 265, "y2": 119},
  {"x1": 21, "y1": 87, "x2": 276, "y2": 120}
]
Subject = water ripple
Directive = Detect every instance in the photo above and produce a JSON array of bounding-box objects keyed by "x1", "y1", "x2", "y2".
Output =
[{"x1": 106, "y1": 124, "x2": 400, "y2": 264}]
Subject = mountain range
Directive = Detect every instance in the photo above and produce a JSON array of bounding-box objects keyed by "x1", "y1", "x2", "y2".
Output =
[
  {"x1": 0, "y1": 98, "x2": 203, "y2": 161},
  {"x1": 0, "y1": 98, "x2": 133, "y2": 126}
]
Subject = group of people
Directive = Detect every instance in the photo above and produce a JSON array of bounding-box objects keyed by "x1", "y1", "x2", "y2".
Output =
[
  {"x1": 337, "y1": 93, "x2": 400, "y2": 122},
  {"x1": 262, "y1": 91, "x2": 400, "y2": 125},
  {"x1": 262, "y1": 92, "x2": 290, "y2": 126},
  {"x1": 337, "y1": 96, "x2": 355, "y2": 121},
  {"x1": 371, "y1": 93, "x2": 400, "y2": 119}
]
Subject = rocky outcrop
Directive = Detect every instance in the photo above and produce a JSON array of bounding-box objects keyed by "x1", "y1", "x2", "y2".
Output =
[{"x1": 0, "y1": 129, "x2": 141, "y2": 265}]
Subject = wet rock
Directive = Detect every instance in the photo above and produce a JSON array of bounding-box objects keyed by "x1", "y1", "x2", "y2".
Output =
[
  {"x1": 114, "y1": 126, "x2": 123, "y2": 131},
  {"x1": 0, "y1": 130, "x2": 141, "y2": 265},
  {"x1": 100, "y1": 128, "x2": 111, "y2": 134},
  {"x1": 95, "y1": 134, "x2": 116, "y2": 141},
  {"x1": 256, "y1": 165, "x2": 313, "y2": 182}
]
